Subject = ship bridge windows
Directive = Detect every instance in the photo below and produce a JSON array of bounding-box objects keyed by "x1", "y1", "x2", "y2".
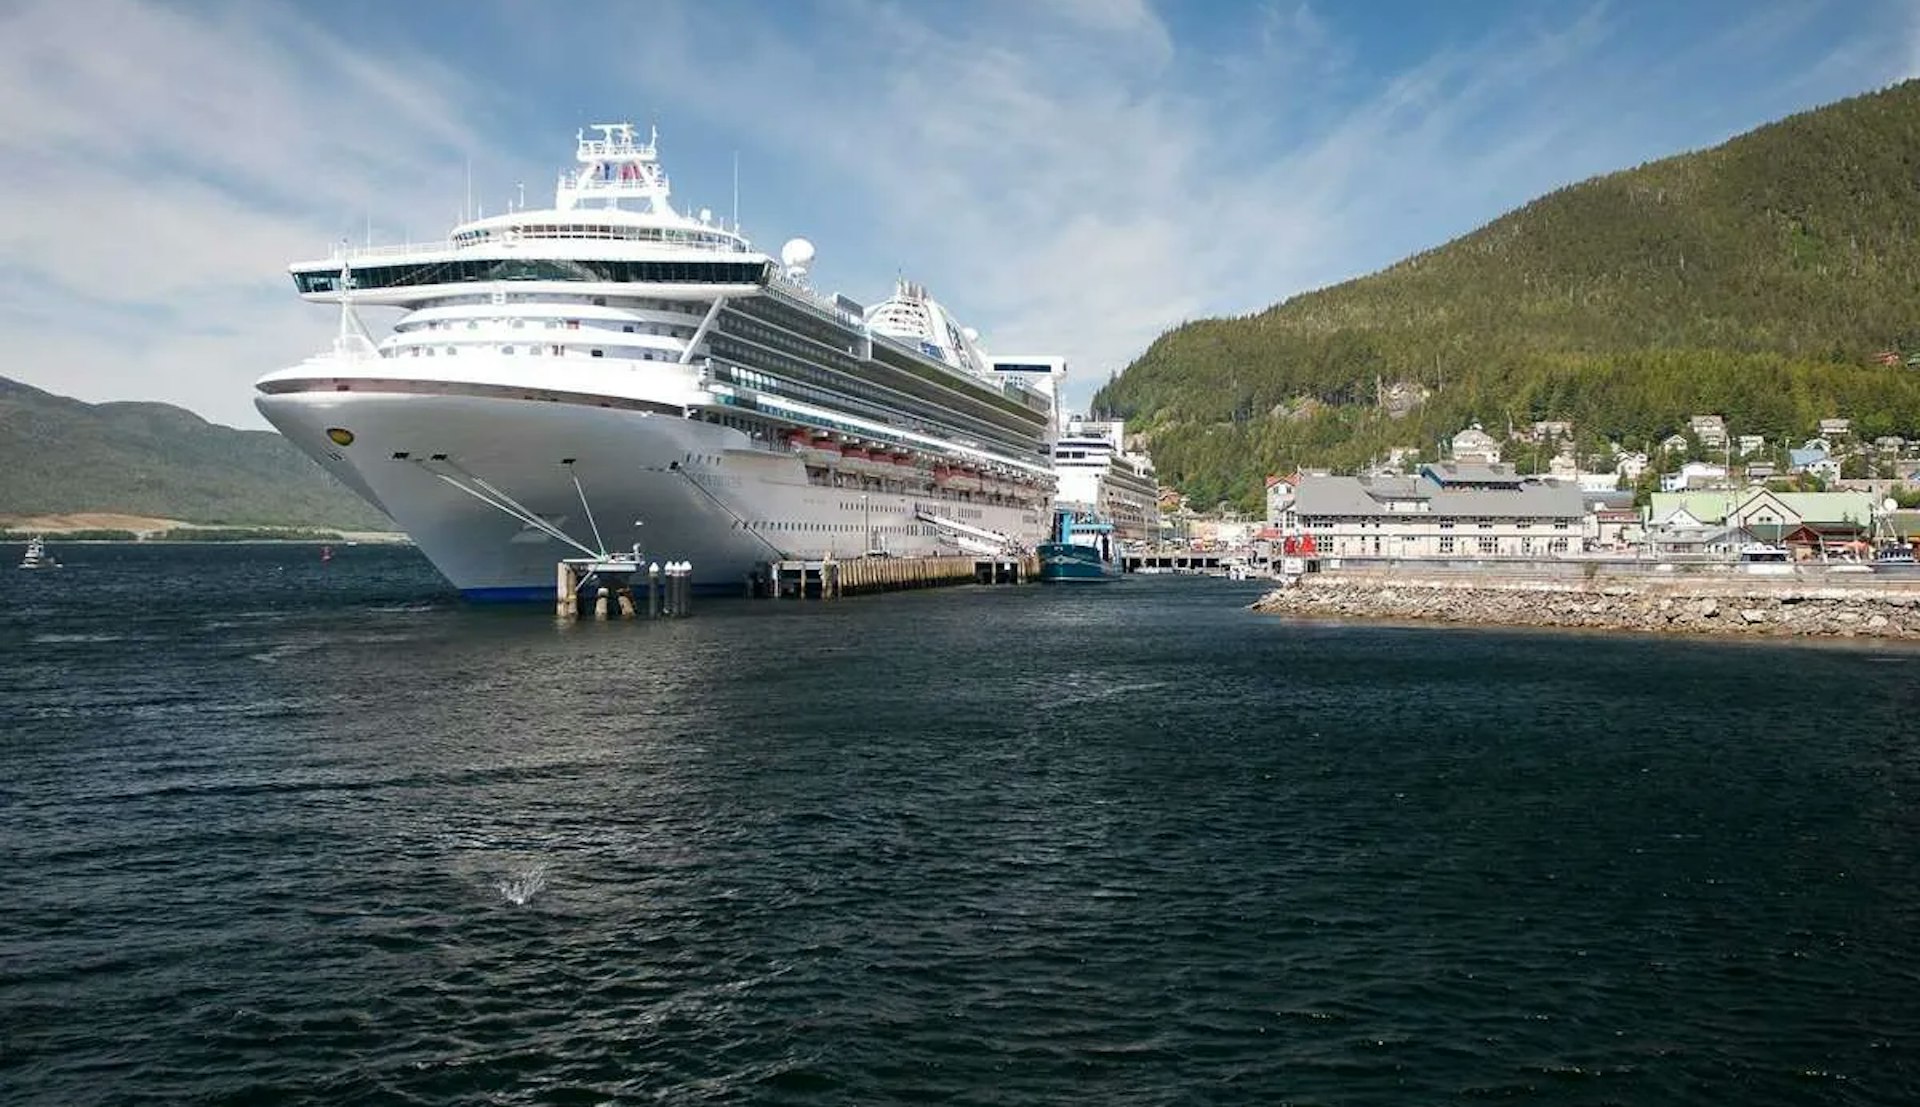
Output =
[
  {"x1": 451, "y1": 224, "x2": 748, "y2": 251},
  {"x1": 293, "y1": 259, "x2": 770, "y2": 294}
]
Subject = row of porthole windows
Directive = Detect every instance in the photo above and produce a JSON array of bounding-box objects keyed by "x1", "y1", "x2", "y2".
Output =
[
  {"x1": 400, "y1": 344, "x2": 674, "y2": 360},
  {"x1": 428, "y1": 293, "x2": 702, "y2": 314},
  {"x1": 404, "y1": 317, "x2": 689, "y2": 338},
  {"x1": 748, "y1": 521, "x2": 929, "y2": 535},
  {"x1": 1317, "y1": 518, "x2": 1577, "y2": 528}
]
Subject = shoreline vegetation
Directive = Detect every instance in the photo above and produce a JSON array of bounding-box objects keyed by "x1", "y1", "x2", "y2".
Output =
[
  {"x1": 1252, "y1": 571, "x2": 1920, "y2": 640},
  {"x1": 1095, "y1": 81, "x2": 1920, "y2": 512},
  {"x1": 1, "y1": 527, "x2": 409, "y2": 543}
]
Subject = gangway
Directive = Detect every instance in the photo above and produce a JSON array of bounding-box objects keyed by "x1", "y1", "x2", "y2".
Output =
[{"x1": 915, "y1": 506, "x2": 1017, "y2": 555}]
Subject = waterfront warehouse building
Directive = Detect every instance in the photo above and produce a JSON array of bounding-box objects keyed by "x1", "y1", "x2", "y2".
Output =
[{"x1": 1282, "y1": 462, "x2": 1586, "y2": 559}]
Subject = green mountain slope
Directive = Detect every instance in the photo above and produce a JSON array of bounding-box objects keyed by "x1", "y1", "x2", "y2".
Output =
[
  {"x1": 0, "y1": 377, "x2": 392, "y2": 529},
  {"x1": 1096, "y1": 80, "x2": 1920, "y2": 510}
]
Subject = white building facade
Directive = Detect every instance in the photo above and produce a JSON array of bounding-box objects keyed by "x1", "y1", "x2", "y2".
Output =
[{"x1": 1283, "y1": 462, "x2": 1587, "y2": 559}]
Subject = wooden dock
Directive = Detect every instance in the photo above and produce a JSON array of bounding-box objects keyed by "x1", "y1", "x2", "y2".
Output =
[{"x1": 754, "y1": 553, "x2": 1038, "y2": 599}]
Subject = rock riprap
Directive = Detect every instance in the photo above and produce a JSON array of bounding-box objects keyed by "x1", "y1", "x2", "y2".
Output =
[{"x1": 1250, "y1": 575, "x2": 1920, "y2": 639}]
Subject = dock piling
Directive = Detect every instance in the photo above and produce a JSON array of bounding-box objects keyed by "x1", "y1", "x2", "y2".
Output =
[
  {"x1": 554, "y1": 557, "x2": 690, "y2": 623},
  {"x1": 753, "y1": 552, "x2": 1037, "y2": 599}
]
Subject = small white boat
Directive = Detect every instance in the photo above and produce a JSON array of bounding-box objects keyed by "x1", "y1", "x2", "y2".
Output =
[{"x1": 18, "y1": 535, "x2": 59, "y2": 570}]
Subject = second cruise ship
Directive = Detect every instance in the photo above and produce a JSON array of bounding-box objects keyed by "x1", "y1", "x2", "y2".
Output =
[
  {"x1": 256, "y1": 123, "x2": 1065, "y2": 598},
  {"x1": 1052, "y1": 416, "x2": 1162, "y2": 545}
]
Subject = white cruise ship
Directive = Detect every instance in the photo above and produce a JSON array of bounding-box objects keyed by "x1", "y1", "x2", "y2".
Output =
[
  {"x1": 256, "y1": 123, "x2": 1065, "y2": 599},
  {"x1": 1052, "y1": 416, "x2": 1161, "y2": 544}
]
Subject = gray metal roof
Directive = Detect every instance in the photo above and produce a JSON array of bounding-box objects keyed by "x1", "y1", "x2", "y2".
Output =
[
  {"x1": 1360, "y1": 475, "x2": 1423, "y2": 498},
  {"x1": 1292, "y1": 472, "x2": 1584, "y2": 520},
  {"x1": 1292, "y1": 476, "x2": 1386, "y2": 516},
  {"x1": 1421, "y1": 461, "x2": 1524, "y2": 487},
  {"x1": 1426, "y1": 483, "x2": 1585, "y2": 518}
]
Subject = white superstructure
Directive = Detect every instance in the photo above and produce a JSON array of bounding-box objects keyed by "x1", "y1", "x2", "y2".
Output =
[
  {"x1": 18, "y1": 535, "x2": 58, "y2": 571},
  {"x1": 1053, "y1": 416, "x2": 1161, "y2": 543},
  {"x1": 256, "y1": 123, "x2": 1064, "y2": 598}
]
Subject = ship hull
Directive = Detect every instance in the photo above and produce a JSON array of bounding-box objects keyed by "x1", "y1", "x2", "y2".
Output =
[
  {"x1": 258, "y1": 390, "x2": 1047, "y2": 599},
  {"x1": 1037, "y1": 542, "x2": 1120, "y2": 582}
]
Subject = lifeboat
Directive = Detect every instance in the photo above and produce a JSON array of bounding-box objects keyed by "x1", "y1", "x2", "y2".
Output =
[
  {"x1": 801, "y1": 434, "x2": 843, "y2": 467},
  {"x1": 840, "y1": 445, "x2": 882, "y2": 477}
]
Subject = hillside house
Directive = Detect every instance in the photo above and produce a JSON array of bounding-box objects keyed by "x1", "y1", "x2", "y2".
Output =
[
  {"x1": 1264, "y1": 474, "x2": 1295, "y2": 524},
  {"x1": 1660, "y1": 461, "x2": 1729, "y2": 492},
  {"x1": 1689, "y1": 415, "x2": 1728, "y2": 449},
  {"x1": 1450, "y1": 424, "x2": 1502, "y2": 463}
]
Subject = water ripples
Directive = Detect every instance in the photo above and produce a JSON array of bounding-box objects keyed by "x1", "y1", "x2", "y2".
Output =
[{"x1": 3, "y1": 546, "x2": 1920, "y2": 1103}]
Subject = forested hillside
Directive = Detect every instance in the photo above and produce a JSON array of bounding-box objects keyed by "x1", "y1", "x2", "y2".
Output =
[
  {"x1": 0, "y1": 377, "x2": 392, "y2": 529},
  {"x1": 1096, "y1": 80, "x2": 1920, "y2": 510}
]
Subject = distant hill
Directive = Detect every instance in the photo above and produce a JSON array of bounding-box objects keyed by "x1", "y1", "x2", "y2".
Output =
[
  {"x1": 0, "y1": 377, "x2": 393, "y2": 529},
  {"x1": 1096, "y1": 80, "x2": 1920, "y2": 511}
]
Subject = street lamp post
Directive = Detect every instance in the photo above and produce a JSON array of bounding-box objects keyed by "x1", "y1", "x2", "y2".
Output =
[{"x1": 862, "y1": 493, "x2": 872, "y2": 554}]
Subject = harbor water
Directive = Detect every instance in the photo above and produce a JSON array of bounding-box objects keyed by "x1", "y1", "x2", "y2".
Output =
[{"x1": 3, "y1": 543, "x2": 1918, "y2": 1104}]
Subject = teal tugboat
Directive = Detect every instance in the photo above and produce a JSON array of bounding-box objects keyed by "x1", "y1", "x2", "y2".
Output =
[{"x1": 1038, "y1": 506, "x2": 1121, "y2": 582}]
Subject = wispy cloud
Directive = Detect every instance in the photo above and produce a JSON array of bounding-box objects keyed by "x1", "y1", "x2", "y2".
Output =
[
  {"x1": 0, "y1": 0, "x2": 1912, "y2": 429},
  {"x1": 584, "y1": 0, "x2": 1641, "y2": 406},
  {"x1": 0, "y1": 0, "x2": 517, "y2": 426}
]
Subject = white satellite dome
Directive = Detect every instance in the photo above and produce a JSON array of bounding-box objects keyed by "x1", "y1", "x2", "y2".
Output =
[
  {"x1": 962, "y1": 326, "x2": 979, "y2": 342},
  {"x1": 781, "y1": 237, "x2": 816, "y2": 270}
]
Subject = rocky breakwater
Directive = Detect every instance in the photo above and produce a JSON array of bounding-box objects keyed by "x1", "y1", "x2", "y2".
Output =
[{"x1": 1250, "y1": 574, "x2": 1920, "y2": 639}]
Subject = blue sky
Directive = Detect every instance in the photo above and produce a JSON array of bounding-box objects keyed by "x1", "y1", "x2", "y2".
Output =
[{"x1": 0, "y1": 0, "x2": 1915, "y2": 428}]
